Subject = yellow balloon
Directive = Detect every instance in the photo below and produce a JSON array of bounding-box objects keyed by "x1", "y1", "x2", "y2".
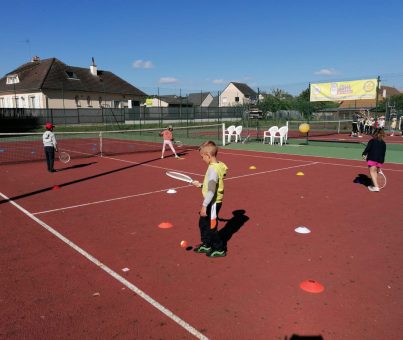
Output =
[{"x1": 299, "y1": 123, "x2": 310, "y2": 134}]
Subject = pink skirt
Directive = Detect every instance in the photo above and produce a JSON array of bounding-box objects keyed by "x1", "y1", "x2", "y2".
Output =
[{"x1": 367, "y1": 160, "x2": 383, "y2": 167}]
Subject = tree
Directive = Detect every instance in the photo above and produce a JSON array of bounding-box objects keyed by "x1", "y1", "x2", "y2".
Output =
[
  {"x1": 389, "y1": 94, "x2": 403, "y2": 112},
  {"x1": 259, "y1": 89, "x2": 293, "y2": 113}
]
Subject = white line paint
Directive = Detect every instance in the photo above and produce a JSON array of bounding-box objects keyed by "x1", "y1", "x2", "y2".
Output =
[
  {"x1": 0, "y1": 191, "x2": 208, "y2": 340},
  {"x1": 220, "y1": 150, "x2": 403, "y2": 171},
  {"x1": 220, "y1": 149, "x2": 403, "y2": 166},
  {"x1": 225, "y1": 162, "x2": 318, "y2": 181},
  {"x1": 33, "y1": 151, "x2": 402, "y2": 215},
  {"x1": 102, "y1": 155, "x2": 204, "y2": 177},
  {"x1": 33, "y1": 184, "x2": 191, "y2": 215}
]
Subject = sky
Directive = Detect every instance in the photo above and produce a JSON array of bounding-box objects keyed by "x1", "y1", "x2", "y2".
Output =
[{"x1": 1, "y1": 0, "x2": 403, "y2": 96}]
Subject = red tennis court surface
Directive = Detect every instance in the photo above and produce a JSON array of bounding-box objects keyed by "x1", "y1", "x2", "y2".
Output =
[{"x1": 1, "y1": 147, "x2": 403, "y2": 339}]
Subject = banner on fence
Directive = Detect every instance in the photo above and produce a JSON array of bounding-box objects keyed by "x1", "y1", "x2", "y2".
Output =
[{"x1": 310, "y1": 79, "x2": 377, "y2": 102}]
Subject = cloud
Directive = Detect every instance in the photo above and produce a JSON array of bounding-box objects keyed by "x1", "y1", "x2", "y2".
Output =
[
  {"x1": 132, "y1": 59, "x2": 154, "y2": 69},
  {"x1": 159, "y1": 77, "x2": 178, "y2": 84},
  {"x1": 314, "y1": 68, "x2": 338, "y2": 76},
  {"x1": 212, "y1": 79, "x2": 225, "y2": 84}
]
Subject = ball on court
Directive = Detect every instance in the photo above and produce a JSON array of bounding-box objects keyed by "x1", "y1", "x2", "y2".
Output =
[
  {"x1": 299, "y1": 123, "x2": 310, "y2": 134},
  {"x1": 180, "y1": 240, "x2": 188, "y2": 248}
]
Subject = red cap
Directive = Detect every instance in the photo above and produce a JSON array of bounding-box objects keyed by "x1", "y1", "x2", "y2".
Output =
[{"x1": 45, "y1": 123, "x2": 54, "y2": 129}]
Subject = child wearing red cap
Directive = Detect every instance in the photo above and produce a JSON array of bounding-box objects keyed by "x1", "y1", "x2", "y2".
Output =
[{"x1": 43, "y1": 123, "x2": 58, "y2": 172}]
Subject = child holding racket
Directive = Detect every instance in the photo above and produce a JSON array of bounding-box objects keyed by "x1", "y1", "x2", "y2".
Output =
[
  {"x1": 192, "y1": 141, "x2": 228, "y2": 257},
  {"x1": 42, "y1": 122, "x2": 58, "y2": 173},
  {"x1": 362, "y1": 128, "x2": 386, "y2": 192},
  {"x1": 159, "y1": 125, "x2": 179, "y2": 159}
]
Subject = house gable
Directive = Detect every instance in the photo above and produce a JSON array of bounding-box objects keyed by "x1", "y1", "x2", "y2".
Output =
[{"x1": 219, "y1": 82, "x2": 257, "y2": 107}]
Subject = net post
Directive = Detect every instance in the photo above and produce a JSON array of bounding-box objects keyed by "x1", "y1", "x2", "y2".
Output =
[
  {"x1": 337, "y1": 120, "x2": 341, "y2": 134},
  {"x1": 222, "y1": 123, "x2": 226, "y2": 146},
  {"x1": 99, "y1": 131, "x2": 103, "y2": 157}
]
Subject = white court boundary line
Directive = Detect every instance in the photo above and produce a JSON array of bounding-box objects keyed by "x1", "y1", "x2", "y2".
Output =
[
  {"x1": 220, "y1": 150, "x2": 403, "y2": 172},
  {"x1": 33, "y1": 184, "x2": 190, "y2": 215},
  {"x1": 0, "y1": 191, "x2": 208, "y2": 340},
  {"x1": 33, "y1": 161, "x2": 319, "y2": 215},
  {"x1": 33, "y1": 151, "x2": 403, "y2": 215}
]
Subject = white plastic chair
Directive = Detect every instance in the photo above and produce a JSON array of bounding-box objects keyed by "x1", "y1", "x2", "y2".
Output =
[
  {"x1": 280, "y1": 125, "x2": 288, "y2": 143},
  {"x1": 234, "y1": 125, "x2": 243, "y2": 143},
  {"x1": 224, "y1": 125, "x2": 236, "y2": 143},
  {"x1": 273, "y1": 126, "x2": 288, "y2": 146},
  {"x1": 263, "y1": 126, "x2": 279, "y2": 145}
]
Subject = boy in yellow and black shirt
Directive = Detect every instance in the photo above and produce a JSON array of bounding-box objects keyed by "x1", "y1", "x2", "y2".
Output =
[{"x1": 192, "y1": 141, "x2": 228, "y2": 257}]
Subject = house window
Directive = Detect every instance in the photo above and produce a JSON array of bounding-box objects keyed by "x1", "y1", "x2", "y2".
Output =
[
  {"x1": 87, "y1": 96, "x2": 92, "y2": 107},
  {"x1": 20, "y1": 97, "x2": 26, "y2": 108},
  {"x1": 113, "y1": 100, "x2": 120, "y2": 108},
  {"x1": 235, "y1": 97, "x2": 239, "y2": 102},
  {"x1": 98, "y1": 97, "x2": 103, "y2": 106},
  {"x1": 29, "y1": 96, "x2": 36, "y2": 108},
  {"x1": 0, "y1": 98, "x2": 4, "y2": 108},
  {"x1": 66, "y1": 71, "x2": 79, "y2": 79},
  {"x1": 6, "y1": 74, "x2": 20, "y2": 84},
  {"x1": 75, "y1": 95, "x2": 81, "y2": 107}
]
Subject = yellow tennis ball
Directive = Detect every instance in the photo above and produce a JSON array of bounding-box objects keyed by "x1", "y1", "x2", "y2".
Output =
[{"x1": 299, "y1": 123, "x2": 310, "y2": 134}]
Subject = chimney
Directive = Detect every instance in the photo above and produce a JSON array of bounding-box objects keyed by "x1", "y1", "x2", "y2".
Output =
[
  {"x1": 90, "y1": 57, "x2": 97, "y2": 76},
  {"x1": 31, "y1": 56, "x2": 40, "y2": 62}
]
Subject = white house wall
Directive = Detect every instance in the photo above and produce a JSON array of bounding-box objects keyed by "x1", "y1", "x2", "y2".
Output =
[
  {"x1": 0, "y1": 92, "x2": 42, "y2": 108},
  {"x1": 149, "y1": 98, "x2": 169, "y2": 107},
  {"x1": 201, "y1": 94, "x2": 214, "y2": 107},
  {"x1": 219, "y1": 83, "x2": 247, "y2": 107}
]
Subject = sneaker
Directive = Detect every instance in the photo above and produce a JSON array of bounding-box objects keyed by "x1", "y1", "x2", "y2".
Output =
[
  {"x1": 161, "y1": 156, "x2": 164, "y2": 159},
  {"x1": 175, "y1": 155, "x2": 179, "y2": 158},
  {"x1": 193, "y1": 244, "x2": 212, "y2": 253},
  {"x1": 206, "y1": 249, "x2": 226, "y2": 258},
  {"x1": 368, "y1": 186, "x2": 380, "y2": 192}
]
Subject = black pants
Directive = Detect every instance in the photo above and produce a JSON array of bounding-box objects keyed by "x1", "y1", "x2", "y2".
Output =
[
  {"x1": 352, "y1": 122, "x2": 358, "y2": 134},
  {"x1": 44, "y1": 146, "x2": 55, "y2": 172},
  {"x1": 199, "y1": 202, "x2": 224, "y2": 251}
]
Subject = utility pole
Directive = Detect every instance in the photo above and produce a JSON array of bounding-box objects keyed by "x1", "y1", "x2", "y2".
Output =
[{"x1": 375, "y1": 76, "x2": 381, "y2": 118}]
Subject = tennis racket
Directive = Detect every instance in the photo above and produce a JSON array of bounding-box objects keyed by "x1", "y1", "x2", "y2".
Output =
[
  {"x1": 58, "y1": 151, "x2": 71, "y2": 163},
  {"x1": 174, "y1": 140, "x2": 183, "y2": 147},
  {"x1": 377, "y1": 169, "x2": 386, "y2": 189},
  {"x1": 242, "y1": 134, "x2": 250, "y2": 144},
  {"x1": 166, "y1": 171, "x2": 193, "y2": 183}
]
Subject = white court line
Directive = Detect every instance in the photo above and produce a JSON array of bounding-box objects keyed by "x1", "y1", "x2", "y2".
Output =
[
  {"x1": 102, "y1": 155, "x2": 204, "y2": 178},
  {"x1": 33, "y1": 184, "x2": 191, "y2": 215},
  {"x1": 34, "y1": 161, "x2": 318, "y2": 215},
  {"x1": 221, "y1": 150, "x2": 403, "y2": 172},
  {"x1": 33, "y1": 152, "x2": 402, "y2": 216},
  {"x1": 221, "y1": 149, "x2": 403, "y2": 166},
  {"x1": 225, "y1": 161, "x2": 318, "y2": 181},
  {"x1": 0, "y1": 191, "x2": 208, "y2": 340}
]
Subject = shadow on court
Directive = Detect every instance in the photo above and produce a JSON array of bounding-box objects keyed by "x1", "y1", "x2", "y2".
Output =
[
  {"x1": 285, "y1": 335, "x2": 323, "y2": 340},
  {"x1": 353, "y1": 173, "x2": 372, "y2": 187},
  {"x1": 0, "y1": 156, "x2": 162, "y2": 205},
  {"x1": 219, "y1": 209, "x2": 249, "y2": 250},
  {"x1": 56, "y1": 162, "x2": 97, "y2": 172}
]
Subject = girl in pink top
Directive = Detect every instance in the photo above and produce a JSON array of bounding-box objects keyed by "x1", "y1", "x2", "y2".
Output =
[{"x1": 160, "y1": 125, "x2": 179, "y2": 159}]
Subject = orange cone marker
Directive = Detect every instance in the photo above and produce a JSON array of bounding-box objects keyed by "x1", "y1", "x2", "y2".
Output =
[
  {"x1": 158, "y1": 222, "x2": 173, "y2": 229},
  {"x1": 300, "y1": 279, "x2": 324, "y2": 293}
]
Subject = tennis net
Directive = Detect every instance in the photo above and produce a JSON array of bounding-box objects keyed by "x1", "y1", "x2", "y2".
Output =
[
  {"x1": 0, "y1": 123, "x2": 223, "y2": 164},
  {"x1": 286, "y1": 120, "x2": 353, "y2": 138}
]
